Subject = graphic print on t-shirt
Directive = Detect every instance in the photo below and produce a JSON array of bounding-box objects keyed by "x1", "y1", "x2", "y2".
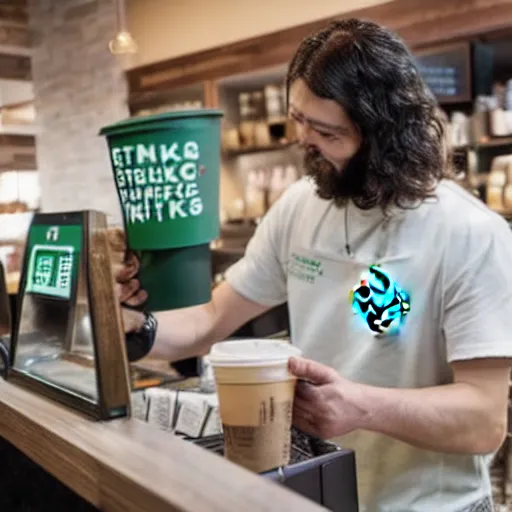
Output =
[
  {"x1": 350, "y1": 265, "x2": 410, "y2": 336},
  {"x1": 287, "y1": 252, "x2": 323, "y2": 284}
]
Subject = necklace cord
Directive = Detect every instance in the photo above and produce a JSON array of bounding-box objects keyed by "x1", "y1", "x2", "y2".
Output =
[
  {"x1": 344, "y1": 202, "x2": 390, "y2": 260},
  {"x1": 344, "y1": 204, "x2": 352, "y2": 257}
]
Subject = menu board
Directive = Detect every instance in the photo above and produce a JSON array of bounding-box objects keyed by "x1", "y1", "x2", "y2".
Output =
[
  {"x1": 415, "y1": 43, "x2": 472, "y2": 103},
  {"x1": 25, "y1": 224, "x2": 82, "y2": 300}
]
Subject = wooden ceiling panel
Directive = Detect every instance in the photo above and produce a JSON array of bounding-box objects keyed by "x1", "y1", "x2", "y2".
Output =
[
  {"x1": 402, "y1": 3, "x2": 512, "y2": 49},
  {"x1": 127, "y1": 0, "x2": 512, "y2": 94}
]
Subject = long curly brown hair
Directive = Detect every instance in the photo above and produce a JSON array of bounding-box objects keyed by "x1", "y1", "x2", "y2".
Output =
[{"x1": 287, "y1": 19, "x2": 452, "y2": 210}]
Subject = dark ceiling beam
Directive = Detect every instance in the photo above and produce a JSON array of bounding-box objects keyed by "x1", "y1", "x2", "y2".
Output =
[
  {"x1": 0, "y1": 3, "x2": 28, "y2": 26},
  {"x1": 0, "y1": 53, "x2": 31, "y2": 80}
]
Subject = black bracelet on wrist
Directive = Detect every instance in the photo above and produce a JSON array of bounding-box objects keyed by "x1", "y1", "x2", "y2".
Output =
[{"x1": 125, "y1": 312, "x2": 157, "y2": 362}]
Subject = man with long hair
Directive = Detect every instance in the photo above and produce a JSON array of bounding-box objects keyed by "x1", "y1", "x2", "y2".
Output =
[{"x1": 120, "y1": 20, "x2": 512, "y2": 511}]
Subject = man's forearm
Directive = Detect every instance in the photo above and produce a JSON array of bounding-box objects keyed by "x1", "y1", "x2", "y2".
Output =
[
  {"x1": 354, "y1": 381, "x2": 507, "y2": 454},
  {"x1": 145, "y1": 282, "x2": 270, "y2": 362},
  {"x1": 149, "y1": 302, "x2": 217, "y2": 361}
]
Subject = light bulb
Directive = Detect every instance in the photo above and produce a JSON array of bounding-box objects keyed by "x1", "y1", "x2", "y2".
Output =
[{"x1": 109, "y1": 30, "x2": 138, "y2": 55}]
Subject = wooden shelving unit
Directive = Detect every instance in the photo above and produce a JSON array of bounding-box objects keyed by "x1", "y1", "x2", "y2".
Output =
[{"x1": 223, "y1": 141, "x2": 296, "y2": 158}]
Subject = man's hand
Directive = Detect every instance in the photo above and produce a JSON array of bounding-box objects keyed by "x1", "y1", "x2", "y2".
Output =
[
  {"x1": 290, "y1": 355, "x2": 510, "y2": 454},
  {"x1": 107, "y1": 227, "x2": 148, "y2": 334},
  {"x1": 107, "y1": 227, "x2": 147, "y2": 308},
  {"x1": 289, "y1": 356, "x2": 369, "y2": 439},
  {"x1": 122, "y1": 308, "x2": 145, "y2": 334},
  {"x1": 114, "y1": 252, "x2": 147, "y2": 307}
]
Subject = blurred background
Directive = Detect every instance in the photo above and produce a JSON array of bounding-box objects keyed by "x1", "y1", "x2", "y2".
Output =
[{"x1": 2, "y1": 0, "x2": 512, "y2": 283}]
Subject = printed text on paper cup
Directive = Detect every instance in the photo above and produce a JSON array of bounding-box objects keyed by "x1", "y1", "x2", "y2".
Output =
[{"x1": 111, "y1": 142, "x2": 204, "y2": 224}]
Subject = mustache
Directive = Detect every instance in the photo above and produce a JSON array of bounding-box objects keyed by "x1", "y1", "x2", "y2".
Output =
[{"x1": 304, "y1": 147, "x2": 337, "y2": 173}]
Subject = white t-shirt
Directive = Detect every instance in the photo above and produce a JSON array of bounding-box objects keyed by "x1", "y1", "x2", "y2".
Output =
[{"x1": 225, "y1": 177, "x2": 512, "y2": 512}]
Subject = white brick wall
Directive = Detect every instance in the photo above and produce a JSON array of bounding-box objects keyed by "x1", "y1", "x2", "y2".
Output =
[{"x1": 28, "y1": 0, "x2": 128, "y2": 224}]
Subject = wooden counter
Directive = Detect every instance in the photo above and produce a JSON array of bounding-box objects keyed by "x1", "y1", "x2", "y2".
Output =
[{"x1": 0, "y1": 379, "x2": 325, "y2": 512}]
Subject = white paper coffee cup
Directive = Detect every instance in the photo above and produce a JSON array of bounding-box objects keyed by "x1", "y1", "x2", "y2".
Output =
[{"x1": 208, "y1": 339, "x2": 301, "y2": 473}]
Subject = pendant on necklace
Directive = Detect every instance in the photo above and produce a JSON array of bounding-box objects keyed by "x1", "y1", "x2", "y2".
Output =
[{"x1": 349, "y1": 265, "x2": 410, "y2": 336}]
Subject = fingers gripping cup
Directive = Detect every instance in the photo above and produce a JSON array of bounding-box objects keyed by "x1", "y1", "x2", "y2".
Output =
[
  {"x1": 100, "y1": 109, "x2": 223, "y2": 311},
  {"x1": 208, "y1": 339, "x2": 302, "y2": 473}
]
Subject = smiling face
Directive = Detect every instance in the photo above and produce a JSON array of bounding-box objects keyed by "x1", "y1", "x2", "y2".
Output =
[
  {"x1": 288, "y1": 78, "x2": 362, "y2": 170},
  {"x1": 286, "y1": 20, "x2": 446, "y2": 210},
  {"x1": 288, "y1": 78, "x2": 363, "y2": 205}
]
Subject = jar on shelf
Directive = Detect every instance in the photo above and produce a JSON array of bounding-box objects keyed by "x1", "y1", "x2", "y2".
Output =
[
  {"x1": 250, "y1": 90, "x2": 266, "y2": 121},
  {"x1": 486, "y1": 169, "x2": 506, "y2": 211},
  {"x1": 265, "y1": 84, "x2": 286, "y2": 123},
  {"x1": 254, "y1": 121, "x2": 271, "y2": 147},
  {"x1": 221, "y1": 127, "x2": 240, "y2": 151},
  {"x1": 487, "y1": 185, "x2": 504, "y2": 211},
  {"x1": 239, "y1": 121, "x2": 255, "y2": 147},
  {"x1": 503, "y1": 183, "x2": 512, "y2": 211},
  {"x1": 238, "y1": 92, "x2": 252, "y2": 121}
]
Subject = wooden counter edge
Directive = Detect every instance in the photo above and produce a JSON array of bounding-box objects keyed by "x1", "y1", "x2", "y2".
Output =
[{"x1": 0, "y1": 379, "x2": 326, "y2": 512}]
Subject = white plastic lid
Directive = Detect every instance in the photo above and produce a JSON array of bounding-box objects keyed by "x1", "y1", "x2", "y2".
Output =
[{"x1": 207, "y1": 339, "x2": 302, "y2": 367}]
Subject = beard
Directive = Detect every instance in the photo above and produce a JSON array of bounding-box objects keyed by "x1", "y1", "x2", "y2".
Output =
[{"x1": 304, "y1": 146, "x2": 369, "y2": 207}]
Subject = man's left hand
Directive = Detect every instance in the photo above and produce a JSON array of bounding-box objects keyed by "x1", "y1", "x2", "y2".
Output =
[
  {"x1": 288, "y1": 356, "x2": 368, "y2": 439},
  {"x1": 107, "y1": 227, "x2": 147, "y2": 308}
]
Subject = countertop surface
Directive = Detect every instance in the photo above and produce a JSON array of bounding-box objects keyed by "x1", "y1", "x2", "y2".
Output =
[{"x1": 0, "y1": 378, "x2": 325, "y2": 512}]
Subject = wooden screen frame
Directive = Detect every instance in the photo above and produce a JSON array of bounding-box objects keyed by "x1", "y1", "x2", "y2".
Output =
[{"x1": 8, "y1": 211, "x2": 131, "y2": 420}]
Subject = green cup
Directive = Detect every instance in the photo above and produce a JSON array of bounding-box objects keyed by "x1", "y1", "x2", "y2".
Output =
[{"x1": 100, "y1": 109, "x2": 223, "y2": 312}]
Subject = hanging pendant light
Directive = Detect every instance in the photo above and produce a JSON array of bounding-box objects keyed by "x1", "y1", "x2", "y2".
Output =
[{"x1": 109, "y1": 0, "x2": 138, "y2": 55}]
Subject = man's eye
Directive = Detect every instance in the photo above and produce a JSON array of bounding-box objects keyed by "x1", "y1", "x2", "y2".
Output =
[{"x1": 318, "y1": 131, "x2": 337, "y2": 140}]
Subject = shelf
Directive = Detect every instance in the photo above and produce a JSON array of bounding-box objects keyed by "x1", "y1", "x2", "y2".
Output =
[
  {"x1": 223, "y1": 141, "x2": 296, "y2": 157},
  {"x1": 477, "y1": 136, "x2": 512, "y2": 148},
  {"x1": 454, "y1": 136, "x2": 512, "y2": 151},
  {"x1": 128, "y1": 83, "x2": 205, "y2": 115}
]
